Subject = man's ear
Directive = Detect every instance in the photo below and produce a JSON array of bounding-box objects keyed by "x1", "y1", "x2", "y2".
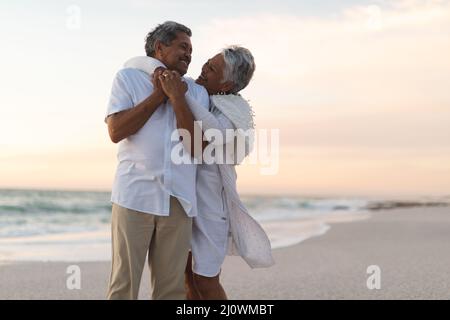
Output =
[
  {"x1": 220, "y1": 81, "x2": 234, "y2": 94},
  {"x1": 154, "y1": 40, "x2": 164, "y2": 58}
]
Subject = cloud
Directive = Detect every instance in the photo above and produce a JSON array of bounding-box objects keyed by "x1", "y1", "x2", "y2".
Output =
[
  {"x1": 193, "y1": 0, "x2": 450, "y2": 113},
  {"x1": 184, "y1": 1, "x2": 450, "y2": 196}
]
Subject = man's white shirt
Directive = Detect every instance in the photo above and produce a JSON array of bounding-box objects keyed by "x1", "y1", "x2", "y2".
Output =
[{"x1": 106, "y1": 66, "x2": 209, "y2": 217}]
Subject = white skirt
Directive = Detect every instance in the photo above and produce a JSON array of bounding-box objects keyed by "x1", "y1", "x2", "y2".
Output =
[{"x1": 191, "y1": 166, "x2": 230, "y2": 277}]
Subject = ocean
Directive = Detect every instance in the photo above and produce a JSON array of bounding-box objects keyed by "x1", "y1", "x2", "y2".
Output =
[{"x1": 0, "y1": 189, "x2": 448, "y2": 262}]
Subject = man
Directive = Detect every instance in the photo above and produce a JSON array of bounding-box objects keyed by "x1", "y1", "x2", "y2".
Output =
[{"x1": 105, "y1": 21, "x2": 209, "y2": 300}]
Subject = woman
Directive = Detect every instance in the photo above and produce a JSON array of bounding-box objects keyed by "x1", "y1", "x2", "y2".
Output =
[{"x1": 124, "y1": 46, "x2": 274, "y2": 300}]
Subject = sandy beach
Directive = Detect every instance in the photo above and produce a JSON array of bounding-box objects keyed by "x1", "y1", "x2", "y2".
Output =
[{"x1": 1, "y1": 206, "x2": 450, "y2": 300}]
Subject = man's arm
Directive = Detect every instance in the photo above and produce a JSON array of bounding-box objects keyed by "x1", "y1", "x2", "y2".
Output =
[{"x1": 107, "y1": 90, "x2": 166, "y2": 143}]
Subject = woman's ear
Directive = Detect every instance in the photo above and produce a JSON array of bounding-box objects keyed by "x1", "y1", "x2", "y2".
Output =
[{"x1": 220, "y1": 81, "x2": 234, "y2": 94}]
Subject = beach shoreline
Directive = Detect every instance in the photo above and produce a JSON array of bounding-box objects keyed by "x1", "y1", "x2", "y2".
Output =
[{"x1": 1, "y1": 206, "x2": 450, "y2": 299}]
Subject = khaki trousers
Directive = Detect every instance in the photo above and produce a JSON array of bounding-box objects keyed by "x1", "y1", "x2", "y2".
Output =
[{"x1": 106, "y1": 196, "x2": 192, "y2": 300}]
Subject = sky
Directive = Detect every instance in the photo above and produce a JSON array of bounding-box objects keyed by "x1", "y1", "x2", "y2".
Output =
[{"x1": 1, "y1": 0, "x2": 450, "y2": 197}]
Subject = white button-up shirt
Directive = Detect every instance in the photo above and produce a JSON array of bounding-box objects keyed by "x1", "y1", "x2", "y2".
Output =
[{"x1": 106, "y1": 63, "x2": 209, "y2": 217}]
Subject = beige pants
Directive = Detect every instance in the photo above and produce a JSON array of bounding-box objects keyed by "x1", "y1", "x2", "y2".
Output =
[{"x1": 106, "y1": 196, "x2": 192, "y2": 300}]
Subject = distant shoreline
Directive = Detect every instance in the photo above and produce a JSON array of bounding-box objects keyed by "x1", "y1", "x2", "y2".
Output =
[{"x1": 1, "y1": 187, "x2": 449, "y2": 200}]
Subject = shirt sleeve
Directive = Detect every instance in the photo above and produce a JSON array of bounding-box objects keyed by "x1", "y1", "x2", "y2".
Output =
[
  {"x1": 104, "y1": 70, "x2": 134, "y2": 122},
  {"x1": 185, "y1": 95, "x2": 235, "y2": 146}
]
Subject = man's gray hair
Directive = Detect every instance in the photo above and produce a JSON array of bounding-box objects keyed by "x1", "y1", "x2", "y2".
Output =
[
  {"x1": 145, "y1": 21, "x2": 192, "y2": 57},
  {"x1": 222, "y1": 46, "x2": 256, "y2": 94}
]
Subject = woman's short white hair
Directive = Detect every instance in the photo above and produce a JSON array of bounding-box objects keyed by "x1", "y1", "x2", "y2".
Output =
[{"x1": 221, "y1": 46, "x2": 255, "y2": 94}]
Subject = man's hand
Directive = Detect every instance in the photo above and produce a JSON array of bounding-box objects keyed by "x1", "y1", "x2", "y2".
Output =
[
  {"x1": 158, "y1": 70, "x2": 188, "y2": 102},
  {"x1": 152, "y1": 67, "x2": 168, "y2": 104}
]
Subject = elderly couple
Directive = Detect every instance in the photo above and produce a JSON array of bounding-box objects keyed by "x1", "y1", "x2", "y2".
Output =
[{"x1": 105, "y1": 21, "x2": 274, "y2": 300}]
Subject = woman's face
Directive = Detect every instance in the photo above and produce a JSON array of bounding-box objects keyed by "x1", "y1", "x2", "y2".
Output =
[{"x1": 195, "y1": 53, "x2": 233, "y2": 95}]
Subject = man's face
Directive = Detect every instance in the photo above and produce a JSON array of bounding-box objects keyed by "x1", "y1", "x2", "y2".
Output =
[{"x1": 156, "y1": 32, "x2": 192, "y2": 75}]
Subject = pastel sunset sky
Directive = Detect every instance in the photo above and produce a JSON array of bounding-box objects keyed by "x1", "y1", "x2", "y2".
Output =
[{"x1": 1, "y1": 0, "x2": 449, "y2": 197}]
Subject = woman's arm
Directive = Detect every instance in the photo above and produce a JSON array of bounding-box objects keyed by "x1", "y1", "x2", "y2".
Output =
[
  {"x1": 185, "y1": 95, "x2": 235, "y2": 146},
  {"x1": 158, "y1": 71, "x2": 202, "y2": 157},
  {"x1": 158, "y1": 71, "x2": 235, "y2": 159}
]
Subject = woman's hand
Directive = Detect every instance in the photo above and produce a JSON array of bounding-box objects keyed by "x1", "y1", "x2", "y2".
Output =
[
  {"x1": 158, "y1": 70, "x2": 188, "y2": 102},
  {"x1": 151, "y1": 67, "x2": 168, "y2": 104}
]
